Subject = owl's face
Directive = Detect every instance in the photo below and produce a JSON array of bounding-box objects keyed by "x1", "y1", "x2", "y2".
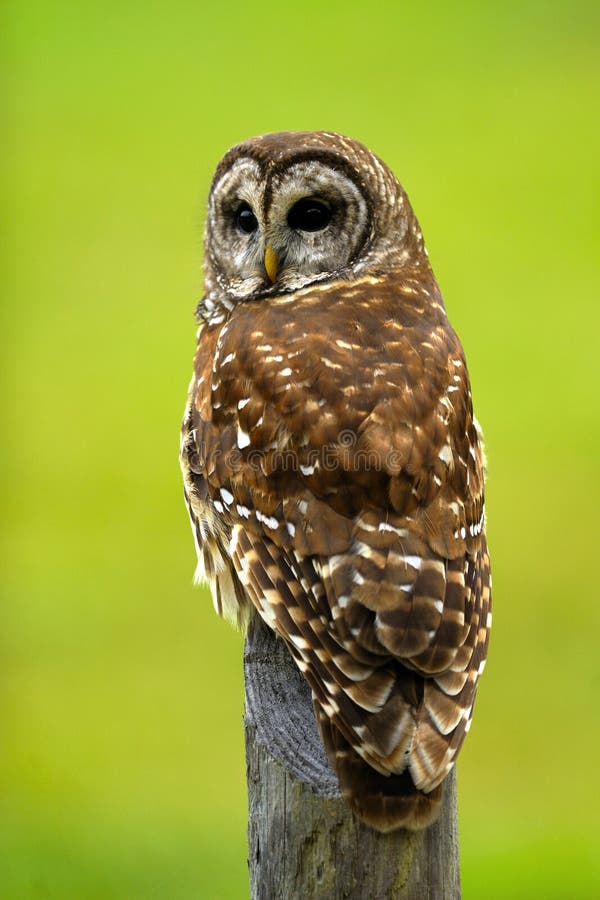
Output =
[
  {"x1": 202, "y1": 132, "x2": 427, "y2": 309},
  {"x1": 207, "y1": 156, "x2": 370, "y2": 299}
]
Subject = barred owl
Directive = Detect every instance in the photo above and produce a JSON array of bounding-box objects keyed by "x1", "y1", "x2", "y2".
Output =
[{"x1": 180, "y1": 131, "x2": 491, "y2": 832}]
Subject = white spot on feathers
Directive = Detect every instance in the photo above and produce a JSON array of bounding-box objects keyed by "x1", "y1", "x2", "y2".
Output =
[
  {"x1": 289, "y1": 634, "x2": 309, "y2": 649},
  {"x1": 256, "y1": 511, "x2": 279, "y2": 530},
  {"x1": 438, "y1": 443, "x2": 453, "y2": 464},
  {"x1": 220, "y1": 488, "x2": 234, "y2": 506},
  {"x1": 378, "y1": 522, "x2": 408, "y2": 537},
  {"x1": 237, "y1": 426, "x2": 251, "y2": 449}
]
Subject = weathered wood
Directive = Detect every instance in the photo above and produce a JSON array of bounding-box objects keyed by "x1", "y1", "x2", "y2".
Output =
[{"x1": 244, "y1": 615, "x2": 461, "y2": 900}]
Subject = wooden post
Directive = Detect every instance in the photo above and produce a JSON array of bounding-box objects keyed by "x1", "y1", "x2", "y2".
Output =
[{"x1": 244, "y1": 616, "x2": 461, "y2": 900}]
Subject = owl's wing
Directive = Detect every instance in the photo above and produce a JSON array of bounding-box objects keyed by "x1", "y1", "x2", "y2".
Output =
[
  {"x1": 223, "y1": 487, "x2": 490, "y2": 827},
  {"x1": 181, "y1": 368, "x2": 251, "y2": 629},
  {"x1": 183, "y1": 283, "x2": 491, "y2": 831},
  {"x1": 315, "y1": 519, "x2": 491, "y2": 797}
]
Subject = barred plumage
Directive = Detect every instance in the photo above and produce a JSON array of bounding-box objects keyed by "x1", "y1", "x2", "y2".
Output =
[{"x1": 181, "y1": 131, "x2": 491, "y2": 832}]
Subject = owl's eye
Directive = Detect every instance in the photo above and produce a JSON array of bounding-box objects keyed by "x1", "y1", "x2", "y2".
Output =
[
  {"x1": 288, "y1": 198, "x2": 332, "y2": 232},
  {"x1": 235, "y1": 202, "x2": 258, "y2": 234}
]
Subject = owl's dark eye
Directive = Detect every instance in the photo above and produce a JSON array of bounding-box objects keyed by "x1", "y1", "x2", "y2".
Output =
[
  {"x1": 288, "y1": 198, "x2": 332, "y2": 232},
  {"x1": 235, "y1": 202, "x2": 258, "y2": 234}
]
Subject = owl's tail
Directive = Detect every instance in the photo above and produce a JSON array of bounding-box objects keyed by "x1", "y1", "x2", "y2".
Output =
[{"x1": 319, "y1": 718, "x2": 443, "y2": 832}]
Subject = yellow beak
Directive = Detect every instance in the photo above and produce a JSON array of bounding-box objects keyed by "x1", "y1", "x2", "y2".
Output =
[{"x1": 264, "y1": 244, "x2": 278, "y2": 283}]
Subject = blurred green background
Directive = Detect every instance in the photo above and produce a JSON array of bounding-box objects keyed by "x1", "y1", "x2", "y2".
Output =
[{"x1": 2, "y1": 1, "x2": 599, "y2": 897}]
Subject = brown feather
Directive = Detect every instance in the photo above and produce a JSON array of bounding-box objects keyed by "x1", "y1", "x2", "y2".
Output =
[{"x1": 180, "y1": 131, "x2": 491, "y2": 832}]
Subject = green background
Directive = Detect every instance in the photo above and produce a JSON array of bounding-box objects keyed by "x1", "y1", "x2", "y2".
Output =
[{"x1": 2, "y1": 1, "x2": 599, "y2": 897}]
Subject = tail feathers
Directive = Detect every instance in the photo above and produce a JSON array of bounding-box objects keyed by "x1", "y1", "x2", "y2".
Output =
[{"x1": 320, "y1": 716, "x2": 443, "y2": 832}]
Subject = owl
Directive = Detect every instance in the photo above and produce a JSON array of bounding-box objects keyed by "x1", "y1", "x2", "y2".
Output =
[{"x1": 180, "y1": 131, "x2": 491, "y2": 833}]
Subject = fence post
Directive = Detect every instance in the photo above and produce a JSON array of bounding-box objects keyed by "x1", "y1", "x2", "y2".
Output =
[{"x1": 244, "y1": 615, "x2": 461, "y2": 899}]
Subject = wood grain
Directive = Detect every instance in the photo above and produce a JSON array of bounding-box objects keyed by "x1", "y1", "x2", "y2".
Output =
[{"x1": 244, "y1": 616, "x2": 461, "y2": 899}]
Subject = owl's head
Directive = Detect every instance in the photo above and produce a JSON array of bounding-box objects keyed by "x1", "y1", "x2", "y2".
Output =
[{"x1": 201, "y1": 132, "x2": 427, "y2": 313}]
